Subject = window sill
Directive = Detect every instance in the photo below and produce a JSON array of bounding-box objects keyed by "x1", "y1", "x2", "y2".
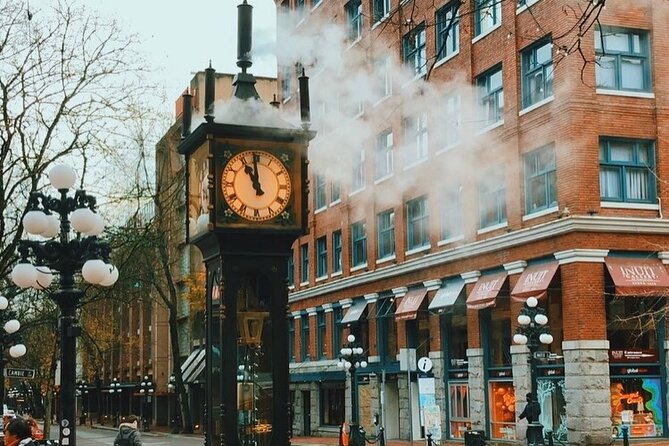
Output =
[
  {"x1": 522, "y1": 205, "x2": 559, "y2": 221},
  {"x1": 347, "y1": 37, "x2": 362, "y2": 51},
  {"x1": 373, "y1": 94, "x2": 392, "y2": 108},
  {"x1": 371, "y1": 14, "x2": 390, "y2": 31},
  {"x1": 519, "y1": 95, "x2": 554, "y2": 116},
  {"x1": 311, "y1": 1, "x2": 323, "y2": 12},
  {"x1": 434, "y1": 50, "x2": 460, "y2": 69},
  {"x1": 299, "y1": 281, "x2": 309, "y2": 287},
  {"x1": 405, "y1": 245, "x2": 430, "y2": 256},
  {"x1": 315, "y1": 276, "x2": 327, "y2": 283},
  {"x1": 472, "y1": 23, "x2": 501, "y2": 44},
  {"x1": 350, "y1": 263, "x2": 368, "y2": 272},
  {"x1": 349, "y1": 187, "x2": 365, "y2": 197},
  {"x1": 477, "y1": 221, "x2": 508, "y2": 235},
  {"x1": 437, "y1": 235, "x2": 464, "y2": 246},
  {"x1": 403, "y1": 157, "x2": 428, "y2": 171},
  {"x1": 401, "y1": 73, "x2": 426, "y2": 90},
  {"x1": 374, "y1": 173, "x2": 393, "y2": 185},
  {"x1": 376, "y1": 255, "x2": 396, "y2": 265},
  {"x1": 330, "y1": 271, "x2": 343, "y2": 278},
  {"x1": 314, "y1": 206, "x2": 327, "y2": 215},
  {"x1": 600, "y1": 201, "x2": 659, "y2": 210},
  {"x1": 516, "y1": 0, "x2": 542, "y2": 14},
  {"x1": 329, "y1": 199, "x2": 342, "y2": 207},
  {"x1": 288, "y1": 285, "x2": 295, "y2": 291},
  {"x1": 476, "y1": 120, "x2": 504, "y2": 135},
  {"x1": 596, "y1": 89, "x2": 654, "y2": 99},
  {"x1": 283, "y1": 95, "x2": 292, "y2": 104}
]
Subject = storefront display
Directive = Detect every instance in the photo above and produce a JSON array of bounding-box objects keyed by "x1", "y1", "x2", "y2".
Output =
[
  {"x1": 610, "y1": 377, "x2": 663, "y2": 438},
  {"x1": 448, "y1": 382, "x2": 470, "y2": 438},
  {"x1": 489, "y1": 381, "x2": 516, "y2": 440}
]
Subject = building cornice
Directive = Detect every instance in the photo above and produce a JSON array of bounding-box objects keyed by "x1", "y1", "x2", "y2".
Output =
[{"x1": 289, "y1": 216, "x2": 669, "y2": 303}]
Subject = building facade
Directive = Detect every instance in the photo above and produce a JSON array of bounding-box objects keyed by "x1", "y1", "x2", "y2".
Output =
[{"x1": 277, "y1": 1, "x2": 669, "y2": 445}]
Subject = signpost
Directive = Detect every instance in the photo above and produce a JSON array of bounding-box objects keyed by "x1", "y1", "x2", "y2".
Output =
[{"x1": 4, "y1": 368, "x2": 35, "y2": 379}]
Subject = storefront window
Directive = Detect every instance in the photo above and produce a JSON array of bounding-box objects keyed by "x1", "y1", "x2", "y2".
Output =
[
  {"x1": 537, "y1": 379, "x2": 567, "y2": 442},
  {"x1": 489, "y1": 381, "x2": 516, "y2": 440},
  {"x1": 320, "y1": 384, "x2": 345, "y2": 426},
  {"x1": 448, "y1": 383, "x2": 470, "y2": 438},
  {"x1": 447, "y1": 303, "x2": 468, "y2": 368},
  {"x1": 610, "y1": 378, "x2": 663, "y2": 438},
  {"x1": 484, "y1": 298, "x2": 512, "y2": 367},
  {"x1": 376, "y1": 297, "x2": 398, "y2": 363}
]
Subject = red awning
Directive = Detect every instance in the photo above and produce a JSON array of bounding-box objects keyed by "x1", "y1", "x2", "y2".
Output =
[
  {"x1": 605, "y1": 257, "x2": 669, "y2": 296},
  {"x1": 511, "y1": 262, "x2": 559, "y2": 302},
  {"x1": 466, "y1": 272, "x2": 508, "y2": 310},
  {"x1": 394, "y1": 288, "x2": 428, "y2": 320}
]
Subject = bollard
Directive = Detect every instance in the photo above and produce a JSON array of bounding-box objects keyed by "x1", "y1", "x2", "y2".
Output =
[
  {"x1": 621, "y1": 425, "x2": 630, "y2": 446},
  {"x1": 426, "y1": 432, "x2": 433, "y2": 446},
  {"x1": 379, "y1": 426, "x2": 385, "y2": 446}
]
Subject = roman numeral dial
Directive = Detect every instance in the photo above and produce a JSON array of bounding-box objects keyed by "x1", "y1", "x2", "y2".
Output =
[{"x1": 222, "y1": 150, "x2": 292, "y2": 222}]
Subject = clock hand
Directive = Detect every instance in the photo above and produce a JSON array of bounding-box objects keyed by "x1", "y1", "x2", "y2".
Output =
[{"x1": 252, "y1": 154, "x2": 264, "y2": 196}]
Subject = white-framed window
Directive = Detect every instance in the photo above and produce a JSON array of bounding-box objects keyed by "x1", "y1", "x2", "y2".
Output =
[
  {"x1": 479, "y1": 169, "x2": 506, "y2": 228},
  {"x1": 315, "y1": 173, "x2": 327, "y2": 210},
  {"x1": 443, "y1": 93, "x2": 461, "y2": 148},
  {"x1": 474, "y1": 0, "x2": 501, "y2": 37},
  {"x1": 352, "y1": 148, "x2": 365, "y2": 191},
  {"x1": 374, "y1": 56, "x2": 393, "y2": 101},
  {"x1": 375, "y1": 130, "x2": 394, "y2": 179},
  {"x1": 377, "y1": 209, "x2": 395, "y2": 259},
  {"x1": 372, "y1": 0, "x2": 390, "y2": 23},
  {"x1": 436, "y1": 2, "x2": 460, "y2": 61},
  {"x1": 406, "y1": 196, "x2": 429, "y2": 250},
  {"x1": 600, "y1": 138, "x2": 656, "y2": 203},
  {"x1": 332, "y1": 230, "x2": 342, "y2": 273},
  {"x1": 282, "y1": 65, "x2": 293, "y2": 100},
  {"x1": 524, "y1": 145, "x2": 557, "y2": 213},
  {"x1": 404, "y1": 114, "x2": 429, "y2": 163},
  {"x1": 595, "y1": 26, "x2": 651, "y2": 92},
  {"x1": 476, "y1": 65, "x2": 504, "y2": 127},
  {"x1": 403, "y1": 24, "x2": 427, "y2": 77},
  {"x1": 346, "y1": 0, "x2": 363, "y2": 41},
  {"x1": 440, "y1": 186, "x2": 462, "y2": 241},
  {"x1": 521, "y1": 38, "x2": 554, "y2": 108},
  {"x1": 300, "y1": 243, "x2": 309, "y2": 283},
  {"x1": 316, "y1": 236, "x2": 327, "y2": 278},
  {"x1": 351, "y1": 220, "x2": 367, "y2": 266}
]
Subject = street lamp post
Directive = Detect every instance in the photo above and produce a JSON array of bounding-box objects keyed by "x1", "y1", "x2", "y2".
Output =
[
  {"x1": 0, "y1": 294, "x2": 27, "y2": 414},
  {"x1": 337, "y1": 334, "x2": 368, "y2": 446},
  {"x1": 76, "y1": 380, "x2": 89, "y2": 425},
  {"x1": 138, "y1": 375, "x2": 154, "y2": 432},
  {"x1": 513, "y1": 296, "x2": 554, "y2": 446},
  {"x1": 110, "y1": 378, "x2": 122, "y2": 427},
  {"x1": 167, "y1": 374, "x2": 179, "y2": 434},
  {"x1": 11, "y1": 164, "x2": 118, "y2": 446}
]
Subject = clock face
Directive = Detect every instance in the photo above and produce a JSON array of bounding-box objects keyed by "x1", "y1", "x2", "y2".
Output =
[{"x1": 221, "y1": 150, "x2": 292, "y2": 222}]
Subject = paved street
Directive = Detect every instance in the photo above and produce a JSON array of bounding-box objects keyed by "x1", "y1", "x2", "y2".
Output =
[{"x1": 75, "y1": 426, "x2": 205, "y2": 445}]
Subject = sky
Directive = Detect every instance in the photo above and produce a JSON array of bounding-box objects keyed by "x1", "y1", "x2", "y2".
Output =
[{"x1": 78, "y1": 0, "x2": 278, "y2": 102}]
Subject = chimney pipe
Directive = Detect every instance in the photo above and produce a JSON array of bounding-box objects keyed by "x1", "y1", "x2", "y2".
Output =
[
  {"x1": 181, "y1": 88, "x2": 193, "y2": 139},
  {"x1": 298, "y1": 68, "x2": 311, "y2": 128},
  {"x1": 270, "y1": 94, "x2": 280, "y2": 109},
  {"x1": 205, "y1": 63, "x2": 215, "y2": 122},
  {"x1": 237, "y1": 1, "x2": 253, "y2": 72}
]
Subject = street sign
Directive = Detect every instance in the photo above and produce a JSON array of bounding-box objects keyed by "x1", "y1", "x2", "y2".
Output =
[
  {"x1": 5, "y1": 368, "x2": 35, "y2": 379},
  {"x1": 533, "y1": 351, "x2": 551, "y2": 360}
]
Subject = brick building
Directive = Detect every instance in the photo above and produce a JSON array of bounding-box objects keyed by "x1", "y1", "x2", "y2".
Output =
[{"x1": 278, "y1": 0, "x2": 669, "y2": 444}]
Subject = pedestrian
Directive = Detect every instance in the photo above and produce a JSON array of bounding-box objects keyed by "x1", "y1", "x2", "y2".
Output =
[
  {"x1": 114, "y1": 414, "x2": 142, "y2": 446},
  {"x1": 519, "y1": 393, "x2": 543, "y2": 445},
  {"x1": 3, "y1": 417, "x2": 39, "y2": 446}
]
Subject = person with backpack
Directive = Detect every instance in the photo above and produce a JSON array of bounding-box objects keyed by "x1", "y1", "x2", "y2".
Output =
[{"x1": 114, "y1": 414, "x2": 142, "y2": 446}]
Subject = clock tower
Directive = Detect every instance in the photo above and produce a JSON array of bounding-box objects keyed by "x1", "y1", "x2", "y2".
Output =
[{"x1": 178, "y1": 3, "x2": 314, "y2": 446}]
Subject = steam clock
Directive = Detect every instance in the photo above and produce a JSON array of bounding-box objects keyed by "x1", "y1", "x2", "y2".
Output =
[{"x1": 178, "y1": 3, "x2": 314, "y2": 446}]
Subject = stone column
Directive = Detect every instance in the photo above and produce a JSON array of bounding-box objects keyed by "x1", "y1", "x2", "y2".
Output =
[
  {"x1": 467, "y1": 347, "x2": 486, "y2": 430},
  {"x1": 511, "y1": 344, "x2": 531, "y2": 442}
]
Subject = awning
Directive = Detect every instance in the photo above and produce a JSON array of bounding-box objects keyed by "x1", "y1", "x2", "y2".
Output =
[
  {"x1": 605, "y1": 257, "x2": 669, "y2": 296},
  {"x1": 181, "y1": 347, "x2": 206, "y2": 384},
  {"x1": 511, "y1": 262, "x2": 559, "y2": 302},
  {"x1": 395, "y1": 288, "x2": 428, "y2": 320},
  {"x1": 341, "y1": 299, "x2": 368, "y2": 324},
  {"x1": 466, "y1": 271, "x2": 508, "y2": 310},
  {"x1": 428, "y1": 278, "x2": 466, "y2": 313}
]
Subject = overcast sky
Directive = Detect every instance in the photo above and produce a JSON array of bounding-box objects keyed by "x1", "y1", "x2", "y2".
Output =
[{"x1": 80, "y1": 0, "x2": 278, "y2": 102}]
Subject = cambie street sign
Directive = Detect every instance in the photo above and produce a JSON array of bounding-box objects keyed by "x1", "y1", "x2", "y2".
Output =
[{"x1": 4, "y1": 368, "x2": 35, "y2": 379}]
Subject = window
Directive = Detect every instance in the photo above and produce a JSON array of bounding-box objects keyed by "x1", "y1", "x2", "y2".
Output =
[
  {"x1": 406, "y1": 196, "x2": 429, "y2": 250},
  {"x1": 440, "y1": 186, "x2": 462, "y2": 241},
  {"x1": 287, "y1": 254, "x2": 294, "y2": 286},
  {"x1": 316, "y1": 236, "x2": 327, "y2": 278},
  {"x1": 477, "y1": 65, "x2": 504, "y2": 126},
  {"x1": 282, "y1": 65, "x2": 292, "y2": 100},
  {"x1": 375, "y1": 130, "x2": 394, "y2": 179},
  {"x1": 479, "y1": 169, "x2": 506, "y2": 228},
  {"x1": 403, "y1": 24, "x2": 427, "y2": 77},
  {"x1": 443, "y1": 93, "x2": 461, "y2": 148},
  {"x1": 351, "y1": 220, "x2": 367, "y2": 267},
  {"x1": 320, "y1": 384, "x2": 345, "y2": 426},
  {"x1": 377, "y1": 209, "x2": 395, "y2": 259},
  {"x1": 449, "y1": 383, "x2": 470, "y2": 438},
  {"x1": 352, "y1": 148, "x2": 365, "y2": 191},
  {"x1": 346, "y1": 0, "x2": 363, "y2": 41},
  {"x1": 600, "y1": 138, "x2": 655, "y2": 203},
  {"x1": 313, "y1": 0, "x2": 322, "y2": 7},
  {"x1": 317, "y1": 311, "x2": 326, "y2": 359},
  {"x1": 372, "y1": 0, "x2": 390, "y2": 23},
  {"x1": 315, "y1": 174, "x2": 327, "y2": 210},
  {"x1": 403, "y1": 114, "x2": 428, "y2": 163},
  {"x1": 288, "y1": 317, "x2": 295, "y2": 360},
  {"x1": 521, "y1": 39, "x2": 554, "y2": 108},
  {"x1": 376, "y1": 297, "x2": 398, "y2": 363},
  {"x1": 595, "y1": 26, "x2": 651, "y2": 92},
  {"x1": 518, "y1": 0, "x2": 540, "y2": 7},
  {"x1": 475, "y1": 0, "x2": 501, "y2": 37},
  {"x1": 374, "y1": 56, "x2": 392, "y2": 101},
  {"x1": 333, "y1": 306, "x2": 343, "y2": 354},
  {"x1": 300, "y1": 243, "x2": 309, "y2": 283},
  {"x1": 436, "y1": 2, "x2": 460, "y2": 61},
  {"x1": 524, "y1": 145, "x2": 557, "y2": 213},
  {"x1": 300, "y1": 314, "x2": 310, "y2": 361},
  {"x1": 331, "y1": 182, "x2": 341, "y2": 203},
  {"x1": 332, "y1": 230, "x2": 342, "y2": 273},
  {"x1": 296, "y1": 0, "x2": 306, "y2": 20}
]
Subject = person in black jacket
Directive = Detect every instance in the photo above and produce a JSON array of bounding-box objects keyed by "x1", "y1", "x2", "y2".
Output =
[{"x1": 114, "y1": 414, "x2": 142, "y2": 446}]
